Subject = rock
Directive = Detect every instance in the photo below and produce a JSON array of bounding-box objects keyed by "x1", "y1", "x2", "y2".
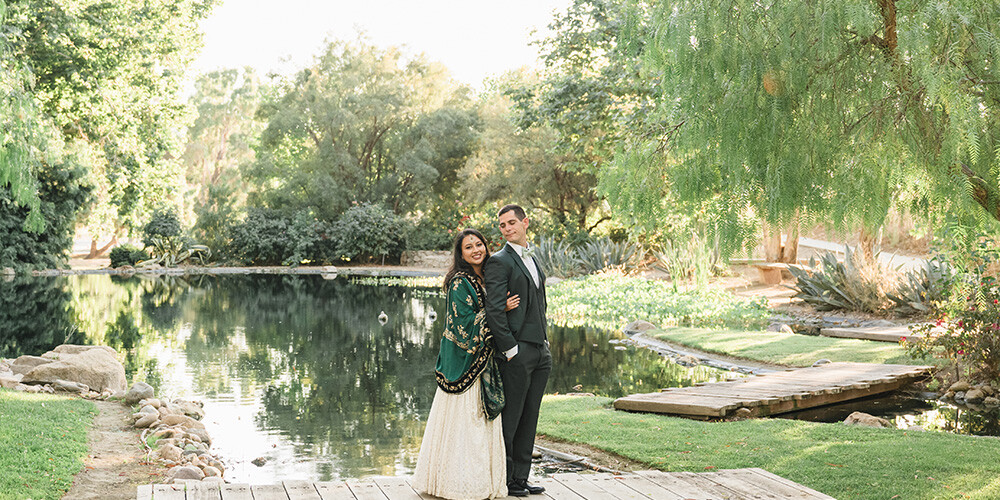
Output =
[
  {"x1": 15, "y1": 383, "x2": 41, "y2": 393},
  {"x1": 52, "y1": 379, "x2": 90, "y2": 393},
  {"x1": 843, "y1": 411, "x2": 892, "y2": 428},
  {"x1": 733, "y1": 407, "x2": 754, "y2": 420},
  {"x1": 125, "y1": 382, "x2": 155, "y2": 405},
  {"x1": 907, "y1": 425, "x2": 925, "y2": 432},
  {"x1": 779, "y1": 324, "x2": 794, "y2": 334},
  {"x1": 202, "y1": 476, "x2": 225, "y2": 484},
  {"x1": 984, "y1": 397, "x2": 999, "y2": 407},
  {"x1": 0, "y1": 375, "x2": 20, "y2": 389},
  {"x1": 156, "y1": 444, "x2": 183, "y2": 462},
  {"x1": 158, "y1": 407, "x2": 176, "y2": 419},
  {"x1": 623, "y1": 320, "x2": 657, "y2": 335},
  {"x1": 977, "y1": 384, "x2": 995, "y2": 396},
  {"x1": 173, "y1": 399, "x2": 205, "y2": 420},
  {"x1": 955, "y1": 391, "x2": 967, "y2": 401},
  {"x1": 139, "y1": 405, "x2": 159, "y2": 415},
  {"x1": 812, "y1": 359, "x2": 832, "y2": 367},
  {"x1": 965, "y1": 388, "x2": 986, "y2": 402},
  {"x1": 46, "y1": 344, "x2": 119, "y2": 358},
  {"x1": 944, "y1": 390, "x2": 956, "y2": 400},
  {"x1": 186, "y1": 428, "x2": 212, "y2": 446},
  {"x1": 251, "y1": 457, "x2": 267, "y2": 467},
  {"x1": 134, "y1": 413, "x2": 159, "y2": 429},
  {"x1": 10, "y1": 355, "x2": 53, "y2": 376},
  {"x1": 152, "y1": 428, "x2": 174, "y2": 439},
  {"x1": 22, "y1": 348, "x2": 126, "y2": 392},
  {"x1": 168, "y1": 465, "x2": 205, "y2": 481},
  {"x1": 949, "y1": 381, "x2": 972, "y2": 392},
  {"x1": 160, "y1": 414, "x2": 206, "y2": 430},
  {"x1": 676, "y1": 355, "x2": 700, "y2": 366}
]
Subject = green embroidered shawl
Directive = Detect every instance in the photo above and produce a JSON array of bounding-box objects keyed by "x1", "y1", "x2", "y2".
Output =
[{"x1": 435, "y1": 271, "x2": 492, "y2": 394}]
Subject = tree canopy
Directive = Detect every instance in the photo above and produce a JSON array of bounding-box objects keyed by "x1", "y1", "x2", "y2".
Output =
[{"x1": 604, "y1": 0, "x2": 1000, "y2": 252}]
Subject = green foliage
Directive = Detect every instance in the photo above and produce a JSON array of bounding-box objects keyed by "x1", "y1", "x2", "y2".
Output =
[
  {"x1": 789, "y1": 249, "x2": 887, "y2": 314},
  {"x1": 0, "y1": 163, "x2": 90, "y2": 269},
  {"x1": 227, "y1": 208, "x2": 295, "y2": 266},
  {"x1": 405, "y1": 199, "x2": 475, "y2": 251},
  {"x1": 0, "y1": 392, "x2": 96, "y2": 500},
  {"x1": 609, "y1": 0, "x2": 1000, "y2": 253},
  {"x1": 548, "y1": 272, "x2": 769, "y2": 330},
  {"x1": 331, "y1": 203, "x2": 407, "y2": 263},
  {"x1": 137, "y1": 208, "x2": 210, "y2": 267},
  {"x1": 574, "y1": 237, "x2": 643, "y2": 274},
  {"x1": 653, "y1": 232, "x2": 721, "y2": 286},
  {"x1": 887, "y1": 256, "x2": 954, "y2": 316},
  {"x1": 534, "y1": 236, "x2": 579, "y2": 278},
  {"x1": 109, "y1": 245, "x2": 149, "y2": 268},
  {"x1": 246, "y1": 38, "x2": 473, "y2": 220},
  {"x1": 141, "y1": 209, "x2": 183, "y2": 246},
  {"x1": 539, "y1": 396, "x2": 1000, "y2": 499}
]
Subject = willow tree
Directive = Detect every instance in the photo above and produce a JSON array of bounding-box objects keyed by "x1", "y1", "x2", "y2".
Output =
[{"x1": 602, "y1": 0, "x2": 1000, "y2": 259}]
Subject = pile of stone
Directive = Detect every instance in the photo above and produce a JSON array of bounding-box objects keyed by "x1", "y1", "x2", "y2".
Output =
[
  {"x1": 941, "y1": 380, "x2": 1000, "y2": 408},
  {"x1": 0, "y1": 344, "x2": 127, "y2": 397},
  {"x1": 124, "y1": 381, "x2": 226, "y2": 484}
]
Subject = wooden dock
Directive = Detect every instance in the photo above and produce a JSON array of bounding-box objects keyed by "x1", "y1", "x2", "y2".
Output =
[
  {"x1": 614, "y1": 362, "x2": 933, "y2": 418},
  {"x1": 137, "y1": 469, "x2": 834, "y2": 499}
]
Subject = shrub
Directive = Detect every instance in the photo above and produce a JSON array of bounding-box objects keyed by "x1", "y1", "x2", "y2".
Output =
[
  {"x1": 887, "y1": 256, "x2": 953, "y2": 316},
  {"x1": 575, "y1": 237, "x2": 643, "y2": 274},
  {"x1": 228, "y1": 208, "x2": 291, "y2": 265},
  {"x1": 789, "y1": 248, "x2": 889, "y2": 313},
  {"x1": 109, "y1": 245, "x2": 148, "y2": 268},
  {"x1": 653, "y1": 232, "x2": 721, "y2": 285},
  {"x1": 141, "y1": 208, "x2": 182, "y2": 247},
  {"x1": 331, "y1": 203, "x2": 407, "y2": 263},
  {"x1": 534, "y1": 236, "x2": 580, "y2": 278}
]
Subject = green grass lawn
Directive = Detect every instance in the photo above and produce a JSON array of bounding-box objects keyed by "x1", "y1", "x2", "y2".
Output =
[
  {"x1": 539, "y1": 396, "x2": 1000, "y2": 500},
  {"x1": 0, "y1": 390, "x2": 97, "y2": 500},
  {"x1": 651, "y1": 327, "x2": 944, "y2": 367}
]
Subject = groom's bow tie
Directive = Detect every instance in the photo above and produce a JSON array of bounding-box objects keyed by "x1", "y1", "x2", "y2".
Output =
[{"x1": 521, "y1": 246, "x2": 536, "y2": 259}]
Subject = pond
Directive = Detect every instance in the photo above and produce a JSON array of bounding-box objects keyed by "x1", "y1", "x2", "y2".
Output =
[{"x1": 0, "y1": 274, "x2": 737, "y2": 483}]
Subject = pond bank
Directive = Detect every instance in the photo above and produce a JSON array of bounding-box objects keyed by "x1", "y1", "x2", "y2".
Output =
[{"x1": 30, "y1": 264, "x2": 443, "y2": 278}]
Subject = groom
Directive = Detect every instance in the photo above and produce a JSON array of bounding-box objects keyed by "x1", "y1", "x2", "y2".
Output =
[{"x1": 484, "y1": 204, "x2": 551, "y2": 497}]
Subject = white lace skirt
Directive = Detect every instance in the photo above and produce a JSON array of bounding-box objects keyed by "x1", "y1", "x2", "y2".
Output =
[{"x1": 412, "y1": 377, "x2": 507, "y2": 500}]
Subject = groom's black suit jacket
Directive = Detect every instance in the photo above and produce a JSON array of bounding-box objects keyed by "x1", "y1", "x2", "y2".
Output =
[{"x1": 484, "y1": 242, "x2": 547, "y2": 352}]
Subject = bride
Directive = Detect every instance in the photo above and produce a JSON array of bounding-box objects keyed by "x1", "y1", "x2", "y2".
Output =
[{"x1": 412, "y1": 228, "x2": 519, "y2": 499}]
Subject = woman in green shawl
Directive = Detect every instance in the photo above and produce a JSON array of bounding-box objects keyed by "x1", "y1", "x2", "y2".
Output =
[{"x1": 413, "y1": 229, "x2": 519, "y2": 500}]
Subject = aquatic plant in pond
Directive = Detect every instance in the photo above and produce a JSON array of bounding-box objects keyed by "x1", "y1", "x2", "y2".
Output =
[{"x1": 547, "y1": 272, "x2": 769, "y2": 330}]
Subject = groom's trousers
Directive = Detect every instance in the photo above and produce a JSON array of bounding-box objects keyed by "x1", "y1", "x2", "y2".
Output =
[{"x1": 499, "y1": 340, "x2": 552, "y2": 481}]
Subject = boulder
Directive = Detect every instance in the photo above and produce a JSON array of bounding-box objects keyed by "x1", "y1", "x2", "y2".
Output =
[
  {"x1": 251, "y1": 457, "x2": 267, "y2": 467},
  {"x1": 125, "y1": 382, "x2": 155, "y2": 405},
  {"x1": 965, "y1": 388, "x2": 986, "y2": 402},
  {"x1": 167, "y1": 466, "x2": 205, "y2": 481},
  {"x1": 843, "y1": 411, "x2": 892, "y2": 428},
  {"x1": 160, "y1": 414, "x2": 206, "y2": 430},
  {"x1": 173, "y1": 400, "x2": 205, "y2": 420},
  {"x1": 779, "y1": 324, "x2": 795, "y2": 334},
  {"x1": 15, "y1": 383, "x2": 41, "y2": 393},
  {"x1": 949, "y1": 381, "x2": 972, "y2": 392},
  {"x1": 979, "y1": 385, "x2": 996, "y2": 396},
  {"x1": 623, "y1": 320, "x2": 657, "y2": 335},
  {"x1": 812, "y1": 359, "x2": 832, "y2": 367},
  {"x1": 676, "y1": 355, "x2": 700, "y2": 366},
  {"x1": 46, "y1": 344, "x2": 119, "y2": 358},
  {"x1": 984, "y1": 397, "x2": 1000, "y2": 407},
  {"x1": 134, "y1": 413, "x2": 159, "y2": 429},
  {"x1": 186, "y1": 428, "x2": 212, "y2": 446},
  {"x1": 0, "y1": 375, "x2": 20, "y2": 389},
  {"x1": 52, "y1": 379, "x2": 90, "y2": 393},
  {"x1": 10, "y1": 355, "x2": 53, "y2": 376},
  {"x1": 202, "y1": 466, "x2": 221, "y2": 477},
  {"x1": 22, "y1": 349, "x2": 126, "y2": 392},
  {"x1": 202, "y1": 477, "x2": 225, "y2": 485},
  {"x1": 156, "y1": 444, "x2": 183, "y2": 462},
  {"x1": 139, "y1": 405, "x2": 159, "y2": 415}
]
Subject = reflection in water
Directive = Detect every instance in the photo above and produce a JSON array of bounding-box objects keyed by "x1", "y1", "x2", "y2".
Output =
[{"x1": 0, "y1": 275, "x2": 842, "y2": 482}]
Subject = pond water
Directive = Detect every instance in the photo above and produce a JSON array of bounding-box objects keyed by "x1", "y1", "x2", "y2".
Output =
[{"x1": 0, "y1": 274, "x2": 737, "y2": 483}]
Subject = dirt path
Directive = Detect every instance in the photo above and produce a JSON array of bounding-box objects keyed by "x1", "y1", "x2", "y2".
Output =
[{"x1": 63, "y1": 400, "x2": 168, "y2": 500}]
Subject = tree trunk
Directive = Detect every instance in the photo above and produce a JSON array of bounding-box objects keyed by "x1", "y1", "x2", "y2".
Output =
[
  {"x1": 857, "y1": 227, "x2": 882, "y2": 263},
  {"x1": 762, "y1": 220, "x2": 799, "y2": 263}
]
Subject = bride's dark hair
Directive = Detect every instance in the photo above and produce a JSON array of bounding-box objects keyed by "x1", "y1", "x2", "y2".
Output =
[{"x1": 443, "y1": 228, "x2": 490, "y2": 290}]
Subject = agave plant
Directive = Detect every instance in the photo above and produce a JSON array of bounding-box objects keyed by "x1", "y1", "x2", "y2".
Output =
[
  {"x1": 576, "y1": 238, "x2": 643, "y2": 275},
  {"x1": 887, "y1": 256, "x2": 953, "y2": 316},
  {"x1": 788, "y1": 247, "x2": 886, "y2": 312},
  {"x1": 138, "y1": 236, "x2": 212, "y2": 268},
  {"x1": 533, "y1": 236, "x2": 580, "y2": 278}
]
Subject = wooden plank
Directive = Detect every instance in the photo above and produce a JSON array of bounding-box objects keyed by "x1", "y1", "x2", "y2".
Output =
[
  {"x1": 250, "y1": 484, "x2": 289, "y2": 500},
  {"x1": 580, "y1": 473, "x2": 655, "y2": 499},
  {"x1": 151, "y1": 484, "x2": 187, "y2": 500},
  {"x1": 137, "y1": 484, "x2": 153, "y2": 500},
  {"x1": 187, "y1": 482, "x2": 223, "y2": 500},
  {"x1": 314, "y1": 481, "x2": 356, "y2": 500},
  {"x1": 632, "y1": 471, "x2": 719, "y2": 500},
  {"x1": 283, "y1": 480, "x2": 322, "y2": 500},
  {"x1": 530, "y1": 476, "x2": 586, "y2": 500},
  {"x1": 346, "y1": 480, "x2": 390, "y2": 500},
  {"x1": 613, "y1": 475, "x2": 690, "y2": 500},
  {"x1": 402, "y1": 479, "x2": 441, "y2": 500},
  {"x1": 551, "y1": 473, "x2": 618, "y2": 499},
  {"x1": 669, "y1": 472, "x2": 747, "y2": 499},
  {"x1": 699, "y1": 471, "x2": 780, "y2": 499},
  {"x1": 743, "y1": 468, "x2": 836, "y2": 500},
  {"x1": 372, "y1": 477, "x2": 422, "y2": 500},
  {"x1": 220, "y1": 483, "x2": 253, "y2": 500}
]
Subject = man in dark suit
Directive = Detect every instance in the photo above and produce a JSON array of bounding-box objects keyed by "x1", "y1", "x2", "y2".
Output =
[{"x1": 484, "y1": 204, "x2": 551, "y2": 497}]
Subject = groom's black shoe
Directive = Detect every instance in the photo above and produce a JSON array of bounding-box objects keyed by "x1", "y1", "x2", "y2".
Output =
[
  {"x1": 506, "y1": 480, "x2": 530, "y2": 497},
  {"x1": 510, "y1": 479, "x2": 545, "y2": 495}
]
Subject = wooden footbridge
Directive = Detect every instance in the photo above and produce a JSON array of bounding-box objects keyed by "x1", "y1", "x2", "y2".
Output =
[
  {"x1": 138, "y1": 468, "x2": 834, "y2": 499},
  {"x1": 615, "y1": 362, "x2": 933, "y2": 418}
]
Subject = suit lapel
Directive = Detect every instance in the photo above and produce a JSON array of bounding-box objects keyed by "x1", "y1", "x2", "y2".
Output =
[{"x1": 504, "y1": 242, "x2": 534, "y2": 285}]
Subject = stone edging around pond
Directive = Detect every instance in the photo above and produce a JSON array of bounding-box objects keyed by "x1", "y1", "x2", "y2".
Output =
[
  {"x1": 27, "y1": 265, "x2": 444, "y2": 278},
  {"x1": 621, "y1": 324, "x2": 778, "y2": 375},
  {"x1": 124, "y1": 381, "x2": 227, "y2": 484}
]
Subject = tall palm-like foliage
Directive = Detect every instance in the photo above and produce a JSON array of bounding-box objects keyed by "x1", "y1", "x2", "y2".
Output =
[{"x1": 604, "y1": 0, "x2": 1000, "y2": 253}]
